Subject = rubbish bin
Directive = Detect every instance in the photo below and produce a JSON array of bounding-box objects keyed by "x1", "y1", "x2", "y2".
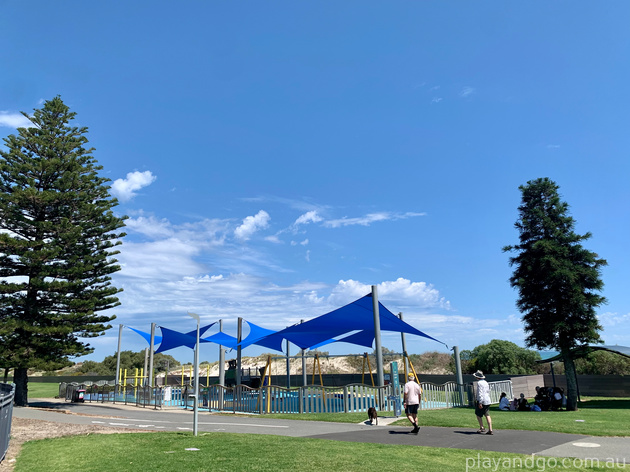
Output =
[{"x1": 73, "y1": 389, "x2": 86, "y2": 403}]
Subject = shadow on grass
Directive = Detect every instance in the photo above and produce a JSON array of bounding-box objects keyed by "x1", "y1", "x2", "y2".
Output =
[{"x1": 578, "y1": 398, "x2": 630, "y2": 409}]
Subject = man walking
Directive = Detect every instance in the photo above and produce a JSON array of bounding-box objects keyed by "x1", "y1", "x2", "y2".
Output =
[
  {"x1": 403, "y1": 373, "x2": 422, "y2": 434},
  {"x1": 474, "y1": 370, "x2": 493, "y2": 435}
]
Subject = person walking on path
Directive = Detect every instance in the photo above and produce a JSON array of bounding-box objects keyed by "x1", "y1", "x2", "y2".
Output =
[
  {"x1": 403, "y1": 373, "x2": 422, "y2": 434},
  {"x1": 474, "y1": 370, "x2": 493, "y2": 435}
]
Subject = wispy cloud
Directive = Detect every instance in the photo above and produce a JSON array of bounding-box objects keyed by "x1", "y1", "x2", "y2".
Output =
[
  {"x1": 547, "y1": 144, "x2": 561, "y2": 149},
  {"x1": 234, "y1": 210, "x2": 271, "y2": 240},
  {"x1": 295, "y1": 210, "x2": 323, "y2": 226},
  {"x1": 0, "y1": 112, "x2": 32, "y2": 128},
  {"x1": 459, "y1": 86, "x2": 476, "y2": 98},
  {"x1": 323, "y1": 212, "x2": 425, "y2": 228},
  {"x1": 111, "y1": 171, "x2": 157, "y2": 202},
  {"x1": 431, "y1": 97, "x2": 443, "y2": 104}
]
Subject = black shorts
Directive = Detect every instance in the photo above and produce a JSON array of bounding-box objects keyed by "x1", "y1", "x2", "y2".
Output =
[
  {"x1": 405, "y1": 404, "x2": 419, "y2": 415},
  {"x1": 475, "y1": 404, "x2": 490, "y2": 417}
]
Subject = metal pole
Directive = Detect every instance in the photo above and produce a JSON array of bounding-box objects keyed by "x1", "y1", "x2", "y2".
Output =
[
  {"x1": 286, "y1": 339, "x2": 291, "y2": 388},
  {"x1": 398, "y1": 313, "x2": 409, "y2": 377},
  {"x1": 188, "y1": 312, "x2": 200, "y2": 436},
  {"x1": 236, "y1": 317, "x2": 243, "y2": 386},
  {"x1": 143, "y1": 348, "x2": 149, "y2": 387},
  {"x1": 453, "y1": 346, "x2": 465, "y2": 405},
  {"x1": 149, "y1": 323, "x2": 155, "y2": 386},
  {"x1": 115, "y1": 324, "x2": 123, "y2": 394},
  {"x1": 301, "y1": 319, "x2": 307, "y2": 386},
  {"x1": 219, "y1": 319, "x2": 225, "y2": 386},
  {"x1": 371, "y1": 285, "x2": 385, "y2": 388}
]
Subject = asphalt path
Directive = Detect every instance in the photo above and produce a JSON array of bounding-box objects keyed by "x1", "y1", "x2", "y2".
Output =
[{"x1": 14, "y1": 399, "x2": 629, "y2": 464}]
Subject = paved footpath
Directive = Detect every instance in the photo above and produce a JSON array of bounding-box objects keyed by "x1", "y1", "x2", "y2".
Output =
[{"x1": 14, "y1": 399, "x2": 629, "y2": 464}]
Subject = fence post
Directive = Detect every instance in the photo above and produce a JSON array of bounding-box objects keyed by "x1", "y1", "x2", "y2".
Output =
[{"x1": 343, "y1": 386, "x2": 349, "y2": 413}]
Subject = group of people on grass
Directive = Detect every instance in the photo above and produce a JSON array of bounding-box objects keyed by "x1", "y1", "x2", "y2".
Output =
[
  {"x1": 498, "y1": 386, "x2": 565, "y2": 412},
  {"x1": 403, "y1": 369, "x2": 564, "y2": 437}
]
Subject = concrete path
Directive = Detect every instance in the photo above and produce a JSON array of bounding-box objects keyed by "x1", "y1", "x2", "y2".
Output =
[{"x1": 14, "y1": 399, "x2": 629, "y2": 464}]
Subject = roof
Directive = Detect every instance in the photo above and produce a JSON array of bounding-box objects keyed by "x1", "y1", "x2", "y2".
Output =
[{"x1": 536, "y1": 345, "x2": 630, "y2": 363}]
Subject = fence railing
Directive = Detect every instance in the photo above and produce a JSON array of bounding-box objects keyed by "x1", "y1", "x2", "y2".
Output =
[
  {"x1": 0, "y1": 383, "x2": 16, "y2": 463},
  {"x1": 487, "y1": 380, "x2": 513, "y2": 404},
  {"x1": 57, "y1": 380, "x2": 508, "y2": 415}
]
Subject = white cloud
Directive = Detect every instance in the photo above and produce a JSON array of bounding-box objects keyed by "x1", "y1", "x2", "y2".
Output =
[
  {"x1": 547, "y1": 144, "x2": 561, "y2": 149},
  {"x1": 295, "y1": 211, "x2": 323, "y2": 226},
  {"x1": 0, "y1": 112, "x2": 32, "y2": 128},
  {"x1": 264, "y1": 234, "x2": 283, "y2": 244},
  {"x1": 328, "y1": 278, "x2": 450, "y2": 310},
  {"x1": 459, "y1": 86, "x2": 476, "y2": 98},
  {"x1": 324, "y1": 212, "x2": 425, "y2": 228},
  {"x1": 234, "y1": 210, "x2": 270, "y2": 240},
  {"x1": 431, "y1": 97, "x2": 443, "y2": 103},
  {"x1": 111, "y1": 171, "x2": 157, "y2": 202}
]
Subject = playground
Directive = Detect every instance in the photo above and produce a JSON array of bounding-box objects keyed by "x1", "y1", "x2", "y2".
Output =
[{"x1": 6, "y1": 395, "x2": 630, "y2": 472}]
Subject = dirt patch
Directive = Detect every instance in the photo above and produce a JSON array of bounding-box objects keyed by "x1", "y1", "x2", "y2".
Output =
[{"x1": 0, "y1": 417, "x2": 142, "y2": 471}]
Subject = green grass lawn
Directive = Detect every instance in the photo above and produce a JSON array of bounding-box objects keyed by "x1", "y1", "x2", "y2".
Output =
[
  {"x1": 14, "y1": 432, "x2": 608, "y2": 472},
  {"x1": 262, "y1": 397, "x2": 630, "y2": 436},
  {"x1": 13, "y1": 396, "x2": 629, "y2": 471},
  {"x1": 27, "y1": 382, "x2": 61, "y2": 399}
]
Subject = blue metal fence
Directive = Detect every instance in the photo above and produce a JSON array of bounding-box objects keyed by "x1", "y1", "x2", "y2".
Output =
[{"x1": 0, "y1": 383, "x2": 15, "y2": 463}]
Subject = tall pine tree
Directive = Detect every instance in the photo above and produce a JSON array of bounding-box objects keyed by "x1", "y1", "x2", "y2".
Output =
[
  {"x1": 0, "y1": 97, "x2": 126, "y2": 406},
  {"x1": 504, "y1": 178, "x2": 606, "y2": 410}
]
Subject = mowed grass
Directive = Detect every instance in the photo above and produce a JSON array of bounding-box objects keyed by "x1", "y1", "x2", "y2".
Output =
[
  {"x1": 263, "y1": 397, "x2": 630, "y2": 437},
  {"x1": 27, "y1": 382, "x2": 61, "y2": 399},
  {"x1": 14, "y1": 432, "x2": 607, "y2": 472}
]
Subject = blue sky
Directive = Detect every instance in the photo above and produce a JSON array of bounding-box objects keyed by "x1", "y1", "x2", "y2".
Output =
[{"x1": 1, "y1": 1, "x2": 629, "y2": 365}]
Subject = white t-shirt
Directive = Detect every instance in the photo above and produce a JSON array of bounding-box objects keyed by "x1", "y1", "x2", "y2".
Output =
[
  {"x1": 476, "y1": 379, "x2": 491, "y2": 406},
  {"x1": 404, "y1": 380, "x2": 422, "y2": 405}
]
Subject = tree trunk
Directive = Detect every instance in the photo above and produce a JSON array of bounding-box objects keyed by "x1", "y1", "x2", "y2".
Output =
[
  {"x1": 13, "y1": 367, "x2": 29, "y2": 407},
  {"x1": 3, "y1": 368, "x2": 9, "y2": 383},
  {"x1": 562, "y1": 350, "x2": 578, "y2": 411}
]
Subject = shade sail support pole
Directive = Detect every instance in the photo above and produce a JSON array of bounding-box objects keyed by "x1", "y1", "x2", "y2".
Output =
[{"x1": 372, "y1": 285, "x2": 385, "y2": 388}]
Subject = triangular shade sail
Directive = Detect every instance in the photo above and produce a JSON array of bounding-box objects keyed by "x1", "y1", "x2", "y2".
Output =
[
  {"x1": 203, "y1": 331, "x2": 238, "y2": 349},
  {"x1": 154, "y1": 323, "x2": 217, "y2": 353},
  {"x1": 127, "y1": 326, "x2": 162, "y2": 346},
  {"x1": 252, "y1": 293, "x2": 446, "y2": 351},
  {"x1": 238, "y1": 321, "x2": 282, "y2": 351}
]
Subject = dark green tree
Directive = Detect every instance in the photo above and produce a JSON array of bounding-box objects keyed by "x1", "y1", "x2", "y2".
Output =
[
  {"x1": 0, "y1": 97, "x2": 126, "y2": 406},
  {"x1": 473, "y1": 339, "x2": 541, "y2": 375},
  {"x1": 504, "y1": 178, "x2": 607, "y2": 410}
]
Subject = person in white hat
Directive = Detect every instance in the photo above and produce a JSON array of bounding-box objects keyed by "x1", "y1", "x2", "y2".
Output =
[
  {"x1": 403, "y1": 373, "x2": 422, "y2": 434},
  {"x1": 473, "y1": 370, "x2": 493, "y2": 435}
]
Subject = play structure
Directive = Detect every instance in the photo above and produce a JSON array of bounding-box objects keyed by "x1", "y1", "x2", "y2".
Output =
[{"x1": 72, "y1": 287, "x2": 489, "y2": 415}]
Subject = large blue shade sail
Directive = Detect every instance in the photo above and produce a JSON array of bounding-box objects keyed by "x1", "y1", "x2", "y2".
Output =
[
  {"x1": 154, "y1": 323, "x2": 217, "y2": 353},
  {"x1": 203, "y1": 331, "x2": 238, "y2": 349},
  {"x1": 252, "y1": 293, "x2": 446, "y2": 351},
  {"x1": 127, "y1": 326, "x2": 162, "y2": 346},
  {"x1": 239, "y1": 321, "x2": 282, "y2": 351}
]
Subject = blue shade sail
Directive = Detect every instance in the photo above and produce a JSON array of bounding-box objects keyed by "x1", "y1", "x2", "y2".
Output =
[
  {"x1": 249, "y1": 293, "x2": 447, "y2": 351},
  {"x1": 154, "y1": 323, "x2": 217, "y2": 353},
  {"x1": 203, "y1": 331, "x2": 238, "y2": 349},
  {"x1": 238, "y1": 321, "x2": 282, "y2": 351},
  {"x1": 126, "y1": 326, "x2": 162, "y2": 346}
]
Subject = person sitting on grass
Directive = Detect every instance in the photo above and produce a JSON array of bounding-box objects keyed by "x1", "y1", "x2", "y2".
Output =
[
  {"x1": 517, "y1": 393, "x2": 530, "y2": 411},
  {"x1": 499, "y1": 392, "x2": 510, "y2": 411}
]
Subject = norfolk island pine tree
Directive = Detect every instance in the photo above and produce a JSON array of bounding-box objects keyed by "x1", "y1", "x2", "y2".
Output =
[
  {"x1": 0, "y1": 97, "x2": 127, "y2": 406},
  {"x1": 503, "y1": 177, "x2": 607, "y2": 411}
]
